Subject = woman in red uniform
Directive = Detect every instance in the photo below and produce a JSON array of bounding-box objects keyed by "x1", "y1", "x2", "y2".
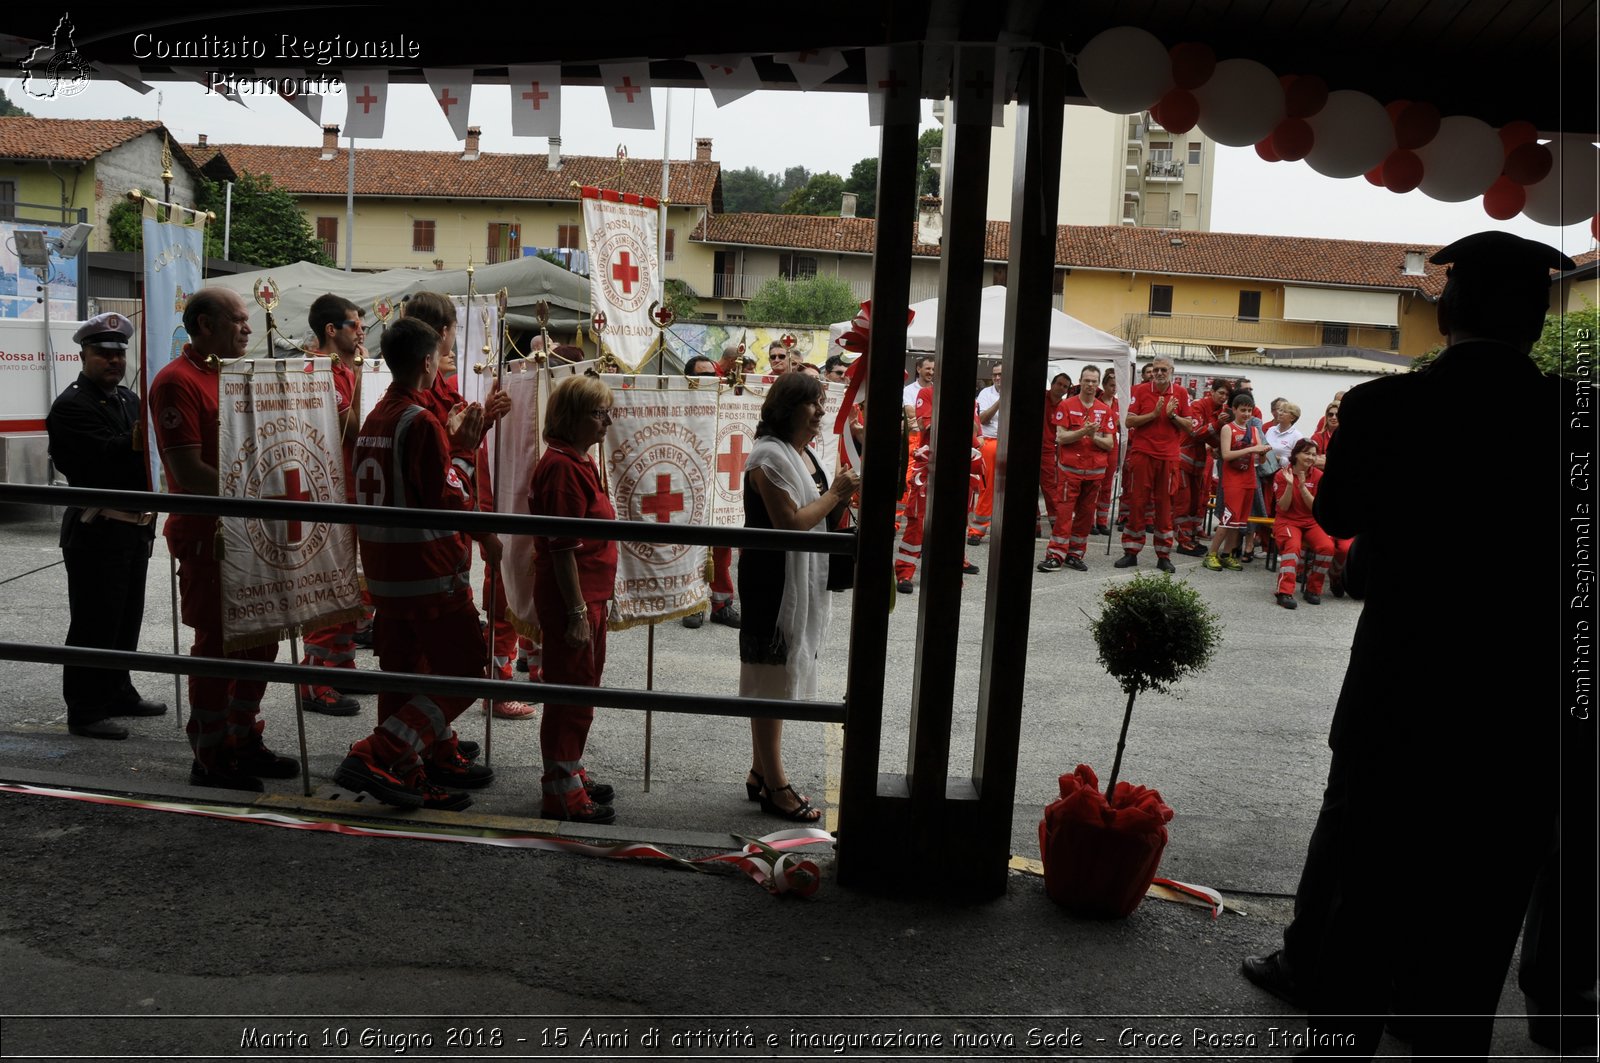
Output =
[
  {"x1": 1092, "y1": 365, "x2": 1121, "y2": 535},
  {"x1": 1271, "y1": 438, "x2": 1335, "y2": 609},
  {"x1": 1203, "y1": 390, "x2": 1270, "y2": 572},
  {"x1": 529, "y1": 374, "x2": 621, "y2": 824}
]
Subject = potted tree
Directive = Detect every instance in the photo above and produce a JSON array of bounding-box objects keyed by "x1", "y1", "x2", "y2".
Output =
[{"x1": 1040, "y1": 573, "x2": 1222, "y2": 917}]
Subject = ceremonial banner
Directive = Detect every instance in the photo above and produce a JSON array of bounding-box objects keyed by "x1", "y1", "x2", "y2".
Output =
[
  {"x1": 138, "y1": 214, "x2": 204, "y2": 488},
  {"x1": 217, "y1": 358, "x2": 361, "y2": 651},
  {"x1": 450, "y1": 296, "x2": 503, "y2": 409},
  {"x1": 708, "y1": 378, "x2": 846, "y2": 529},
  {"x1": 582, "y1": 187, "x2": 661, "y2": 372},
  {"x1": 496, "y1": 359, "x2": 553, "y2": 637},
  {"x1": 602, "y1": 375, "x2": 716, "y2": 627}
]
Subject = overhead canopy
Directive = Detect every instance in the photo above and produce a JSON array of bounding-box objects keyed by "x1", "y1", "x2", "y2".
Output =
[
  {"x1": 832, "y1": 285, "x2": 1133, "y2": 360},
  {"x1": 207, "y1": 257, "x2": 590, "y2": 354}
]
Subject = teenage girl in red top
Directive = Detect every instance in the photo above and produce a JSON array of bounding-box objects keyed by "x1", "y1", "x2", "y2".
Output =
[
  {"x1": 1271, "y1": 438, "x2": 1335, "y2": 609},
  {"x1": 1204, "y1": 390, "x2": 1271, "y2": 571}
]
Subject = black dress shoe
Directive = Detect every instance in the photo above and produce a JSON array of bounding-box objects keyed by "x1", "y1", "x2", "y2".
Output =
[
  {"x1": 68, "y1": 719, "x2": 128, "y2": 740},
  {"x1": 237, "y1": 746, "x2": 301, "y2": 779},
  {"x1": 1240, "y1": 950, "x2": 1304, "y2": 1008},
  {"x1": 110, "y1": 698, "x2": 168, "y2": 718},
  {"x1": 1113, "y1": 552, "x2": 1138, "y2": 568},
  {"x1": 189, "y1": 761, "x2": 266, "y2": 793}
]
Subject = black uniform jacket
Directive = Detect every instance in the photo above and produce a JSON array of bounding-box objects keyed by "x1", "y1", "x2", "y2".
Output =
[{"x1": 46, "y1": 373, "x2": 154, "y2": 550}]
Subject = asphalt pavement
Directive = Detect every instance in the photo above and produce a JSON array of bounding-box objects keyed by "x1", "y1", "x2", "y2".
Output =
[{"x1": 0, "y1": 504, "x2": 1561, "y2": 1060}]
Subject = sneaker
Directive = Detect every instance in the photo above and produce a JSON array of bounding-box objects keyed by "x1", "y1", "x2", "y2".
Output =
[
  {"x1": 189, "y1": 760, "x2": 265, "y2": 793},
  {"x1": 710, "y1": 602, "x2": 742, "y2": 628},
  {"x1": 681, "y1": 610, "x2": 706, "y2": 629},
  {"x1": 514, "y1": 655, "x2": 529, "y2": 672},
  {"x1": 1063, "y1": 555, "x2": 1088, "y2": 572},
  {"x1": 967, "y1": 534, "x2": 984, "y2": 546},
  {"x1": 334, "y1": 754, "x2": 424, "y2": 808},
  {"x1": 1276, "y1": 592, "x2": 1298, "y2": 610},
  {"x1": 416, "y1": 780, "x2": 473, "y2": 812},
  {"x1": 302, "y1": 686, "x2": 360, "y2": 717},
  {"x1": 579, "y1": 769, "x2": 615, "y2": 804},
  {"x1": 1037, "y1": 556, "x2": 1064, "y2": 573},
  {"x1": 541, "y1": 795, "x2": 616, "y2": 824},
  {"x1": 1221, "y1": 555, "x2": 1244, "y2": 571},
  {"x1": 1203, "y1": 553, "x2": 1223, "y2": 571},
  {"x1": 426, "y1": 746, "x2": 496, "y2": 789},
  {"x1": 492, "y1": 699, "x2": 538, "y2": 720},
  {"x1": 961, "y1": 560, "x2": 979, "y2": 575},
  {"x1": 896, "y1": 579, "x2": 913, "y2": 594},
  {"x1": 236, "y1": 745, "x2": 301, "y2": 779},
  {"x1": 1302, "y1": 590, "x2": 1323, "y2": 605},
  {"x1": 456, "y1": 739, "x2": 480, "y2": 761},
  {"x1": 1113, "y1": 552, "x2": 1138, "y2": 569},
  {"x1": 1156, "y1": 557, "x2": 1176, "y2": 573}
]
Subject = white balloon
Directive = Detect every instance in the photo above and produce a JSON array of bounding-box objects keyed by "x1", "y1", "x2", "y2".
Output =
[
  {"x1": 1414, "y1": 116, "x2": 1505, "y2": 202},
  {"x1": 1305, "y1": 90, "x2": 1393, "y2": 179},
  {"x1": 1522, "y1": 134, "x2": 1600, "y2": 226},
  {"x1": 1076, "y1": 26, "x2": 1173, "y2": 115},
  {"x1": 1193, "y1": 58, "x2": 1284, "y2": 146}
]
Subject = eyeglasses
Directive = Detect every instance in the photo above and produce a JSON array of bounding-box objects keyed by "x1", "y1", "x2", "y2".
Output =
[
  {"x1": 589, "y1": 408, "x2": 614, "y2": 421},
  {"x1": 337, "y1": 319, "x2": 365, "y2": 331}
]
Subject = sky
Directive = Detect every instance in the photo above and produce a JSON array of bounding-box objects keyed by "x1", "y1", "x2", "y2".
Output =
[{"x1": 9, "y1": 72, "x2": 1596, "y2": 257}]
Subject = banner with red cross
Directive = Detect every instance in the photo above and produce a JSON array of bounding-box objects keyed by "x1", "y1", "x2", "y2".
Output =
[
  {"x1": 217, "y1": 358, "x2": 361, "y2": 651},
  {"x1": 601, "y1": 375, "x2": 716, "y2": 628},
  {"x1": 581, "y1": 186, "x2": 661, "y2": 373},
  {"x1": 708, "y1": 377, "x2": 848, "y2": 529}
]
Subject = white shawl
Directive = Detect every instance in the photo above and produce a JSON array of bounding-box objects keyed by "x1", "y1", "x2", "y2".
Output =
[{"x1": 742, "y1": 435, "x2": 831, "y2": 699}]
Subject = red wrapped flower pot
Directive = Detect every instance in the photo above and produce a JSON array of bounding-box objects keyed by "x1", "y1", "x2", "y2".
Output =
[{"x1": 1040, "y1": 764, "x2": 1173, "y2": 918}]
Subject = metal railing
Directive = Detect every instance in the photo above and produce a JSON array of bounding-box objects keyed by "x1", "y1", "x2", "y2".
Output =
[
  {"x1": 1121, "y1": 312, "x2": 1402, "y2": 351},
  {"x1": 0, "y1": 482, "x2": 852, "y2": 726},
  {"x1": 1145, "y1": 159, "x2": 1186, "y2": 180}
]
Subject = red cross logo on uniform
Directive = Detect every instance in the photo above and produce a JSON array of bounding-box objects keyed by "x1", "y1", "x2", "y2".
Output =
[
  {"x1": 265, "y1": 466, "x2": 313, "y2": 544},
  {"x1": 718, "y1": 434, "x2": 749, "y2": 491},
  {"x1": 638, "y1": 473, "x2": 685, "y2": 523},
  {"x1": 354, "y1": 458, "x2": 384, "y2": 507},
  {"x1": 611, "y1": 250, "x2": 640, "y2": 294}
]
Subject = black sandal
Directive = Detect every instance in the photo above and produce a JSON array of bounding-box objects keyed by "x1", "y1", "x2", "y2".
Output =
[
  {"x1": 745, "y1": 769, "x2": 765, "y2": 802},
  {"x1": 759, "y1": 783, "x2": 821, "y2": 823}
]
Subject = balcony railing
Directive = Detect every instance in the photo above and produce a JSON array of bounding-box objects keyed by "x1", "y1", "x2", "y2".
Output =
[
  {"x1": 1121, "y1": 312, "x2": 1402, "y2": 353},
  {"x1": 1145, "y1": 159, "x2": 1185, "y2": 181}
]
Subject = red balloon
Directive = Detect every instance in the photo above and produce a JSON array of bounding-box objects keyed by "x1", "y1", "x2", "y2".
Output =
[
  {"x1": 1148, "y1": 98, "x2": 1166, "y2": 128},
  {"x1": 1382, "y1": 149, "x2": 1424, "y2": 193},
  {"x1": 1255, "y1": 136, "x2": 1281, "y2": 163},
  {"x1": 1384, "y1": 99, "x2": 1411, "y2": 123},
  {"x1": 1392, "y1": 101, "x2": 1441, "y2": 149},
  {"x1": 1483, "y1": 176, "x2": 1527, "y2": 220},
  {"x1": 1169, "y1": 42, "x2": 1216, "y2": 90},
  {"x1": 1504, "y1": 141, "x2": 1554, "y2": 185},
  {"x1": 1282, "y1": 74, "x2": 1329, "y2": 119},
  {"x1": 1156, "y1": 88, "x2": 1199, "y2": 133},
  {"x1": 1363, "y1": 165, "x2": 1386, "y2": 187},
  {"x1": 1499, "y1": 120, "x2": 1539, "y2": 152},
  {"x1": 1592, "y1": 214, "x2": 1600, "y2": 241},
  {"x1": 1271, "y1": 118, "x2": 1315, "y2": 161}
]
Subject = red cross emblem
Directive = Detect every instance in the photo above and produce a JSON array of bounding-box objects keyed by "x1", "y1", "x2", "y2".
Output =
[
  {"x1": 522, "y1": 82, "x2": 550, "y2": 109},
  {"x1": 436, "y1": 87, "x2": 459, "y2": 113},
  {"x1": 355, "y1": 458, "x2": 384, "y2": 507},
  {"x1": 265, "y1": 466, "x2": 313, "y2": 545},
  {"x1": 638, "y1": 473, "x2": 685, "y2": 523},
  {"x1": 614, "y1": 76, "x2": 642, "y2": 104},
  {"x1": 356, "y1": 86, "x2": 379, "y2": 113},
  {"x1": 717, "y1": 435, "x2": 749, "y2": 491},
  {"x1": 611, "y1": 250, "x2": 640, "y2": 294}
]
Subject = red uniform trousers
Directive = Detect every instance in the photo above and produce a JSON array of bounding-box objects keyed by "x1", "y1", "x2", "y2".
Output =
[
  {"x1": 534, "y1": 594, "x2": 607, "y2": 807},
  {"x1": 968, "y1": 436, "x2": 998, "y2": 541},
  {"x1": 174, "y1": 546, "x2": 278, "y2": 771},
  {"x1": 1274, "y1": 521, "x2": 1334, "y2": 597},
  {"x1": 1174, "y1": 454, "x2": 1210, "y2": 549},
  {"x1": 482, "y1": 553, "x2": 518, "y2": 680},
  {"x1": 361, "y1": 597, "x2": 482, "y2": 775},
  {"x1": 1120, "y1": 451, "x2": 1177, "y2": 558},
  {"x1": 1045, "y1": 466, "x2": 1105, "y2": 562},
  {"x1": 298, "y1": 619, "x2": 356, "y2": 694},
  {"x1": 1037, "y1": 449, "x2": 1058, "y2": 535},
  {"x1": 1093, "y1": 438, "x2": 1120, "y2": 527},
  {"x1": 710, "y1": 546, "x2": 735, "y2": 607},
  {"x1": 1329, "y1": 536, "x2": 1354, "y2": 591}
]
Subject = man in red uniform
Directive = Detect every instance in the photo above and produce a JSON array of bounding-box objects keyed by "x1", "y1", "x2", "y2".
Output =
[
  {"x1": 967, "y1": 362, "x2": 1002, "y2": 544},
  {"x1": 681, "y1": 354, "x2": 740, "y2": 629},
  {"x1": 1036, "y1": 372, "x2": 1071, "y2": 538},
  {"x1": 295, "y1": 294, "x2": 366, "y2": 715},
  {"x1": 334, "y1": 317, "x2": 498, "y2": 810},
  {"x1": 149, "y1": 289, "x2": 299, "y2": 791},
  {"x1": 1115, "y1": 357, "x2": 1193, "y2": 572},
  {"x1": 1038, "y1": 365, "x2": 1114, "y2": 572},
  {"x1": 1174, "y1": 377, "x2": 1231, "y2": 557}
]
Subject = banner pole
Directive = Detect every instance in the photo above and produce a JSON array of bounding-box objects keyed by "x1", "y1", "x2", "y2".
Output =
[
  {"x1": 461, "y1": 262, "x2": 497, "y2": 766},
  {"x1": 169, "y1": 554, "x2": 183, "y2": 732},
  {"x1": 644, "y1": 623, "x2": 654, "y2": 793},
  {"x1": 288, "y1": 631, "x2": 311, "y2": 797}
]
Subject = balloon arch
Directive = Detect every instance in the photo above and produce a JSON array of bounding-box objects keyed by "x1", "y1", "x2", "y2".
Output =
[{"x1": 1075, "y1": 25, "x2": 1597, "y2": 230}]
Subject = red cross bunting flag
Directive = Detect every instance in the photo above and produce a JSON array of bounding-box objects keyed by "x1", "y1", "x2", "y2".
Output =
[
  {"x1": 692, "y1": 55, "x2": 761, "y2": 108},
  {"x1": 582, "y1": 186, "x2": 661, "y2": 371},
  {"x1": 508, "y1": 64, "x2": 561, "y2": 137},
  {"x1": 602, "y1": 376, "x2": 717, "y2": 628},
  {"x1": 600, "y1": 61, "x2": 654, "y2": 129},
  {"x1": 257, "y1": 68, "x2": 323, "y2": 127},
  {"x1": 774, "y1": 49, "x2": 848, "y2": 91},
  {"x1": 343, "y1": 70, "x2": 389, "y2": 139},
  {"x1": 423, "y1": 68, "x2": 474, "y2": 141},
  {"x1": 217, "y1": 359, "x2": 361, "y2": 652},
  {"x1": 865, "y1": 46, "x2": 922, "y2": 127}
]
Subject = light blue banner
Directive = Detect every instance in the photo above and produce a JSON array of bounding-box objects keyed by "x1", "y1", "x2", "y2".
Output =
[{"x1": 140, "y1": 216, "x2": 205, "y2": 487}]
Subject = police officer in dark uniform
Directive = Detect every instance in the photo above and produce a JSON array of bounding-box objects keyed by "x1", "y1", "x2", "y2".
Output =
[{"x1": 46, "y1": 312, "x2": 168, "y2": 740}]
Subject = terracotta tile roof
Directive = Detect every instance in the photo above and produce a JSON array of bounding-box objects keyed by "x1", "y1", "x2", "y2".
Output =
[
  {"x1": 0, "y1": 117, "x2": 167, "y2": 162},
  {"x1": 202, "y1": 142, "x2": 721, "y2": 206},
  {"x1": 695, "y1": 213, "x2": 1457, "y2": 297}
]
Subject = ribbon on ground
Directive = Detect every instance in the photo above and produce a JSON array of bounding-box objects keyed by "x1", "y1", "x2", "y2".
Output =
[{"x1": 0, "y1": 784, "x2": 831, "y2": 897}]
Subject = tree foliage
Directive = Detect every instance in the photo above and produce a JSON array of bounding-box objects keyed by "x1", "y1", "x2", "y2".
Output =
[
  {"x1": 1090, "y1": 573, "x2": 1222, "y2": 697},
  {"x1": 105, "y1": 172, "x2": 332, "y2": 269},
  {"x1": 844, "y1": 158, "x2": 877, "y2": 218},
  {"x1": 662, "y1": 278, "x2": 699, "y2": 321},
  {"x1": 1531, "y1": 297, "x2": 1597, "y2": 379},
  {"x1": 918, "y1": 128, "x2": 944, "y2": 197},
  {"x1": 0, "y1": 88, "x2": 30, "y2": 117},
  {"x1": 745, "y1": 274, "x2": 860, "y2": 326},
  {"x1": 721, "y1": 165, "x2": 781, "y2": 213},
  {"x1": 782, "y1": 172, "x2": 846, "y2": 216}
]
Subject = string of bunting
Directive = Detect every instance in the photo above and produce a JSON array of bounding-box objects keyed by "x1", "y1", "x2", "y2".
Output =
[{"x1": 0, "y1": 783, "x2": 832, "y2": 897}]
